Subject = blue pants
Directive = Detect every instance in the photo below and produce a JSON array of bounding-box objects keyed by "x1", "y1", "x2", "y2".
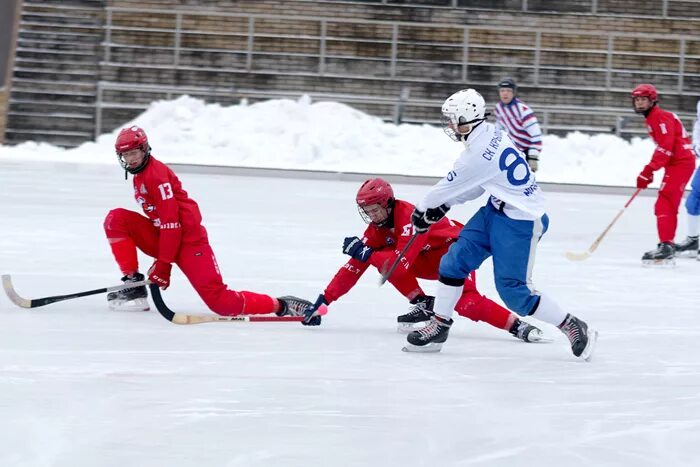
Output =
[
  {"x1": 438, "y1": 203, "x2": 549, "y2": 316},
  {"x1": 685, "y1": 166, "x2": 700, "y2": 216}
]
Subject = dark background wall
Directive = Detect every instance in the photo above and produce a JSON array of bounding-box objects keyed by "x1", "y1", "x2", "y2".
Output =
[{"x1": 1, "y1": 0, "x2": 20, "y2": 86}]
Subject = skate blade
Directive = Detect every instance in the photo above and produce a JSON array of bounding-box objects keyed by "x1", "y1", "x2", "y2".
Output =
[
  {"x1": 641, "y1": 258, "x2": 676, "y2": 268},
  {"x1": 396, "y1": 321, "x2": 429, "y2": 334},
  {"x1": 675, "y1": 250, "x2": 698, "y2": 259},
  {"x1": 579, "y1": 329, "x2": 599, "y2": 362},
  {"x1": 524, "y1": 330, "x2": 553, "y2": 343},
  {"x1": 401, "y1": 342, "x2": 443, "y2": 353},
  {"x1": 109, "y1": 298, "x2": 150, "y2": 312}
]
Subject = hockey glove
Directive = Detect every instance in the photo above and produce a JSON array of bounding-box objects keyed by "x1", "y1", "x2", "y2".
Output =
[
  {"x1": 526, "y1": 148, "x2": 539, "y2": 172},
  {"x1": 342, "y1": 236, "x2": 373, "y2": 262},
  {"x1": 301, "y1": 294, "x2": 326, "y2": 326},
  {"x1": 636, "y1": 164, "x2": 654, "y2": 189},
  {"x1": 411, "y1": 204, "x2": 450, "y2": 233},
  {"x1": 148, "y1": 260, "x2": 172, "y2": 289}
]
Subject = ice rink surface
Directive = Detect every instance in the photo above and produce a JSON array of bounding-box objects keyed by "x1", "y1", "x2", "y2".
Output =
[{"x1": 1, "y1": 160, "x2": 698, "y2": 467}]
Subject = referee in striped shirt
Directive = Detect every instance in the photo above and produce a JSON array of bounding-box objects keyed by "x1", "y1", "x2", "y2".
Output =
[{"x1": 493, "y1": 78, "x2": 543, "y2": 172}]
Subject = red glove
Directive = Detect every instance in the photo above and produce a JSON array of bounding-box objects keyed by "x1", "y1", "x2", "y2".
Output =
[
  {"x1": 636, "y1": 165, "x2": 654, "y2": 189},
  {"x1": 148, "y1": 260, "x2": 172, "y2": 289}
]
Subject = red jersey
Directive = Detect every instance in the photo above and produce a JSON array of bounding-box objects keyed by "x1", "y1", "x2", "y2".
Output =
[
  {"x1": 644, "y1": 105, "x2": 695, "y2": 170},
  {"x1": 323, "y1": 199, "x2": 462, "y2": 303},
  {"x1": 132, "y1": 156, "x2": 207, "y2": 263}
]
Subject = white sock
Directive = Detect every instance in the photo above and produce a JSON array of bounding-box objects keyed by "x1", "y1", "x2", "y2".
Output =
[
  {"x1": 688, "y1": 214, "x2": 700, "y2": 237},
  {"x1": 433, "y1": 282, "x2": 463, "y2": 320},
  {"x1": 531, "y1": 294, "x2": 568, "y2": 327}
]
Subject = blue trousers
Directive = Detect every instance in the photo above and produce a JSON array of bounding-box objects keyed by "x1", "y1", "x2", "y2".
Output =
[
  {"x1": 685, "y1": 166, "x2": 700, "y2": 216},
  {"x1": 438, "y1": 202, "x2": 549, "y2": 316}
]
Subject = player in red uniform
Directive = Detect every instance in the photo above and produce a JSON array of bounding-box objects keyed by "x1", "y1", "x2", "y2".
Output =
[
  {"x1": 632, "y1": 84, "x2": 696, "y2": 264},
  {"x1": 300, "y1": 178, "x2": 543, "y2": 342},
  {"x1": 103, "y1": 126, "x2": 313, "y2": 318}
]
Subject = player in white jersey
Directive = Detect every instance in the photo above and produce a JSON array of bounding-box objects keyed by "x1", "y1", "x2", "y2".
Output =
[
  {"x1": 403, "y1": 88, "x2": 597, "y2": 360},
  {"x1": 674, "y1": 99, "x2": 700, "y2": 258}
]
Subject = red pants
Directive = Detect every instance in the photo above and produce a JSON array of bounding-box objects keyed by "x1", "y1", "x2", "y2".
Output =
[
  {"x1": 656, "y1": 163, "x2": 695, "y2": 243},
  {"x1": 104, "y1": 208, "x2": 276, "y2": 316},
  {"x1": 368, "y1": 249, "x2": 514, "y2": 330}
]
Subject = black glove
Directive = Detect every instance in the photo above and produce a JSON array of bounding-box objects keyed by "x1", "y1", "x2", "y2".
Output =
[
  {"x1": 342, "y1": 236, "x2": 373, "y2": 262},
  {"x1": 302, "y1": 294, "x2": 326, "y2": 326},
  {"x1": 411, "y1": 204, "x2": 450, "y2": 233}
]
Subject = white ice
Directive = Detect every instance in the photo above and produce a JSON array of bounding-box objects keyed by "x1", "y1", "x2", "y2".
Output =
[{"x1": 1, "y1": 159, "x2": 699, "y2": 467}]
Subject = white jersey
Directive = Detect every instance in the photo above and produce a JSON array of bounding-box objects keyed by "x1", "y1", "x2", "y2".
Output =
[{"x1": 418, "y1": 122, "x2": 546, "y2": 221}]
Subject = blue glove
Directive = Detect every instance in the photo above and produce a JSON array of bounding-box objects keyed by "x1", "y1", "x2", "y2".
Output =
[
  {"x1": 342, "y1": 236, "x2": 373, "y2": 262},
  {"x1": 302, "y1": 294, "x2": 326, "y2": 326},
  {"x1": 411, "y1": 204, "x2": 450, "y2": 233}
]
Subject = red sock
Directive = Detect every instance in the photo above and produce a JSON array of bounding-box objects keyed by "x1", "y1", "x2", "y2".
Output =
[
  {"x1": 454, "y1": 289, "x2": 514, "y2": 330},
  {"x1": 108, "y1": 238, "x2": 138, "y2": 275}
]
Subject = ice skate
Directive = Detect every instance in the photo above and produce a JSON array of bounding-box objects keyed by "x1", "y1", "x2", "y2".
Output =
[
  {"x1": 641, "y1": 242, "x2": 675, "y2": 267},
  {"x1": 402, "y1": 314, "x2": 453, "y2": 353},
  {"x1": 674, "y1": 236, "x2": 698, "y2": 258},
  {"x1": 107, "y1": 272, "x2": 149, "y2": 312},
  {"x1": 397, "y1": 295, "x2": 434, "y2": 332},
  {"x1": 509, "y1": 319, "x2": 547, "y2": 343},
  {"x1": 276, "y1": 296, "x2": 313, "y2": 317},
  {"x1": 558, "y1": 314, "x2": 598, "y2": 361}
]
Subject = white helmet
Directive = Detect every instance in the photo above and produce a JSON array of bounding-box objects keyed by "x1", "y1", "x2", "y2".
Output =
[{"x1": 441, "y1": 89, "x2": 487, "y2": 141}]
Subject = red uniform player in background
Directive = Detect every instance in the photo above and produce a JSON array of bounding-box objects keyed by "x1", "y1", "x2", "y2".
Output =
[
  {"x1": 632, "y1": 84, "x2": 696, "y2": 264},
  {"x1": 300, "y1": 178, "x2": 544, "y2": 343},
  {"x1": 103, "y1": 126, "x2": 313, "y2": 319}
]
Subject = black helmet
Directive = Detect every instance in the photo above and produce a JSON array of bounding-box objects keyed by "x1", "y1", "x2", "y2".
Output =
[{"x1": 497, "y1": 77, "x2": 517, "y2": 90}]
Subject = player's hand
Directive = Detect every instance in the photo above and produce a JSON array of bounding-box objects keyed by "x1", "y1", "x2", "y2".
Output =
[
  {"x1": 411, "y1": 204, "x2": 450, "y2": 233},
  {"x1": 636, "y1": 165, "x2": 654, "y2": 189},
  {"x1": 148, "y1": 260, "x2": 172, "y2": 289},
  {"x1": 301, "y1": 294, "x2": 326, "y2": 326},
  {"x1": 342, "y1": 237, "x2": 373, "y2": 262},
  {"x1": 526, "y1": 148, "x2": 539, "y2": 172}
]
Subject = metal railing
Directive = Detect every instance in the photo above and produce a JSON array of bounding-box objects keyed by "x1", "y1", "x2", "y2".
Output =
[{"x1": 103, "y1": 7, "x2": 700, "y2": 94}]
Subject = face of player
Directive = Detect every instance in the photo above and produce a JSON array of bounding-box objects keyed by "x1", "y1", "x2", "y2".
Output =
[
  {"x1": 499, "y1": 88, "x2": 515, "y2": 104},
  {"x1": 120, "y1": 148, "x2": 146, "y2": 170},
  {"x1": 362, "y1": 203, "x2": 389, "y2": 225},
  {"x1": 633, "y1": 96, "x2": 653, "y2": 113}
]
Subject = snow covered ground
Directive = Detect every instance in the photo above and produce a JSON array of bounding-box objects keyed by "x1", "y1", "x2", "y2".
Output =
[{"x1": 1, "y1": 157, "x2": 699, "y2": 467}]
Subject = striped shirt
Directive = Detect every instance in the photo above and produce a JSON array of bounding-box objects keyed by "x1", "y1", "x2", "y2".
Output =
[{"x1": 493, "y1": 98, "x2": 543, "y2": 154}]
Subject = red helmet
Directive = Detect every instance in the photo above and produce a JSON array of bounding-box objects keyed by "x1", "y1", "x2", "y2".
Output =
[
  {"x1": 631, "y1": 84, "x2": 658, "y2": 102},
  {"x1": 115, "y1": 126, "x2": 151, "y2": 174},
  {"x1": 115, "y1": 125, "x2": 148, "y2": 153},
  {"x1": 356, "y1": 178, "x2": 394, "y2": 209}
]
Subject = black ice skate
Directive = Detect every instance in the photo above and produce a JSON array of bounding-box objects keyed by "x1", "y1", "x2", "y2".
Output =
[
  {"x1": 402, "y1": 314, "x2": 453, "y2": 353},
  {"x1": 641, "y1": 242, "x2": 675, "y2": 267},
  {"x1": 558, "y1": 314, "x2": 598, "y2": 361},
  {"x1": 674, "y1": 236, "x2": 699, "y2": 258},
  {"x1": 397, "y1": 295, "x2": 434, "y2": 332},
  {"x1": 107, "y1": 272, "x2": 149, "y2": 311},
  {"x1": 509, "y1": 319, "x2": 546, "y2": 343},
  {"x1": 276, "y1": 296, "x2": 313, "y2": 317}
]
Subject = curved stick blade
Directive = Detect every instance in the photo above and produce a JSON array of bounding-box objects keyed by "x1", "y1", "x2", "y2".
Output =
[
  {"x1": 2, "y1": 275, "x2": 31, "y2": 308},
  {"x1": 564, "y1": 251, "x2": 591, "y2": 262}
]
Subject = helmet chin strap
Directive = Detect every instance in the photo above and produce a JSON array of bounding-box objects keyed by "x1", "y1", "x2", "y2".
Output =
[{"x1": 459, "y1": 118, "x2": 486, "y2": 141}]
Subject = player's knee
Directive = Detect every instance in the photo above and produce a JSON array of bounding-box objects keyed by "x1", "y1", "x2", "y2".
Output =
[
  {"x1": 104, "y1": 208, "x2": 130, "y2": 234},
  {"x1": 438, "y1": 252, "x2": 471, "y2": 279},
  {"x1": 685, "y1": 190, "x2": 700, "y2": 216}
]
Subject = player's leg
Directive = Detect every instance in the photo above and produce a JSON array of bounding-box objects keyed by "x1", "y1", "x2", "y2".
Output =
[
  {"x1": 393, "y1": 251, "x2": 441, "y2": 331},
  {"x1": 676, "y1": 167, "x2": 700, "y2": 257},
  {"x1": 491, "y1": 213, "x2": 596, "y2": 359},
  {"x1": 454, "y1": 277, "x2": 544, "y2": 343},
  {"x1": 404, "y1": 207, "x2": 491, "y2": 352},
  {"x1": 647, "y1": 164, "x2": 695, "y2": 263},
  {"x1": 103, "y1": 208, "x2": 158, "y2": 311},
  {"x1": 176, "y1": 240, "x2": 290, "y2": 316}
]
